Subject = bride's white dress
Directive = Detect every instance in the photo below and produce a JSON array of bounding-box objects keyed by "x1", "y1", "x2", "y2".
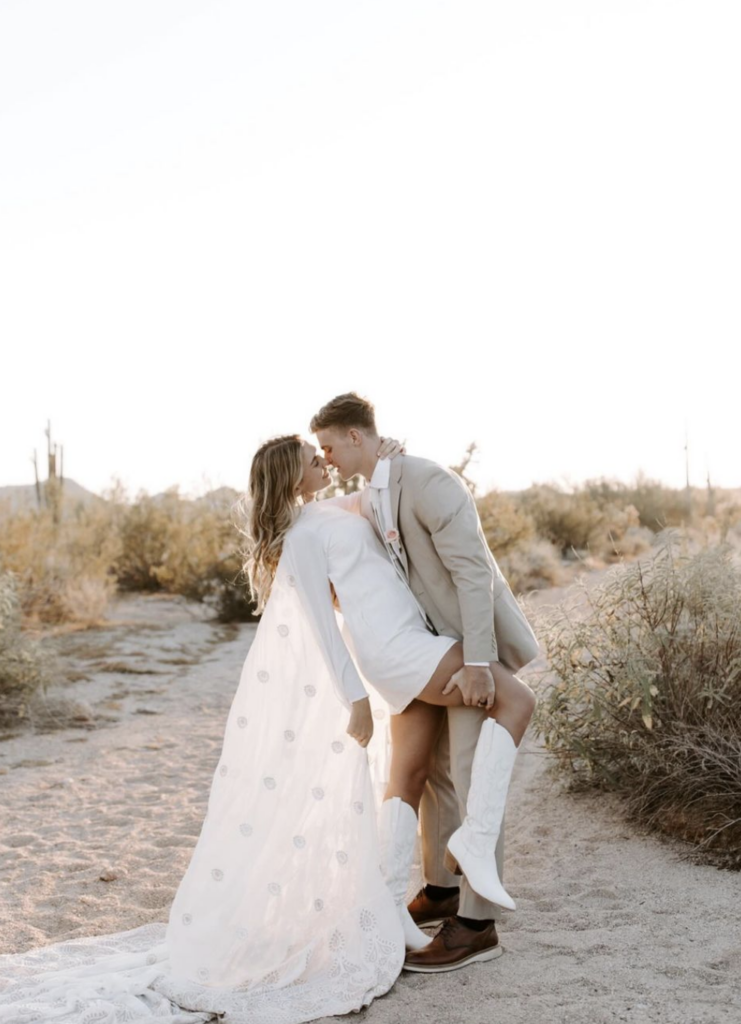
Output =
[{"x1": 0, "y1": 502, "x2": 457, "y2": 1024}]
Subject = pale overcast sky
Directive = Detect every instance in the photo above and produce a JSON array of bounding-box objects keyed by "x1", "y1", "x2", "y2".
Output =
[{"x1": 1, "y1": 0, "x2": 739, "y2": 497}]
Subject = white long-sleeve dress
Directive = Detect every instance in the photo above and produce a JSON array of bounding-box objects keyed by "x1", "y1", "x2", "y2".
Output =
[
  {"x1": 0, "y1": 501, "x2": 457, "y2": 1024},
  {"x1": 289, "y1": 501, "x2": 458, "y2": 713}
]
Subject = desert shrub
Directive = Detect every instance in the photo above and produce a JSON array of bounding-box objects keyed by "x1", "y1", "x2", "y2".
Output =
[
  {"x1": 477, "y1": 490, "x2": 535, "y2": 556},
  {"x1": 213, "y1": 570, "x2": 258, "y2": 622},
  {"x1": 0, "y1": 503, "x2": 119, "y2": 625},
  {"x1": 498, "y1": 539, "x2": 565, "y2": 593},
  {"x1": 621, "y1": 473, "x2": 695, "y2": 530},
  {"x1": 476, "y1": 491, "x2": 562, "y2": 592},
  {"x1": 154, "y1": 493, "x2": 258, "y2": 621},
  {"x1": 150, "y1": 493, "x2": 234, "y2": 602},
  {"x1": 516, "y1": 484, "x2": 606, "y2": 556},
  {"x1": 687, "y1": 497, "x2": 741, "y2": 550},
  {"x1": 605, "y1": 523, "x2": 654, "y2": 560},
  {"x1": 534, "y1": 538, "x2": 741, "y2": 867},
  {"x1": 112, "y1": 488, "x2": 258, "y2": 621},
  {"x1": 719, "y1": 500, "x2": 741, "y2": 546},
  {"x1": 515, "y1": 483, "x2": 654, "y2": 563},
  {"x1": 113, "y1": 491, "x2": 175, "y2": 591},
  {"x1": 582, "y1": 474, "x2": 701, "y2": 530},
  {"x1": 0, "y1": 572, "x2": 50, "y2": 724},
  {"x1": 587, "y1": 504, "x2": 654, "y2": 562},
  {"x1": 0, "y1": 488, "x2": 258, "y2": 624}
]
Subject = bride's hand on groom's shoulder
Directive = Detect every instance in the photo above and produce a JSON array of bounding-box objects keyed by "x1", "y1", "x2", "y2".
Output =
[
  {"x1": 347, "y1": 697, "x2": 374, "y2": 748},
  {"x1": 377, "y1": 437, "x2": 406, "y2": 459}
]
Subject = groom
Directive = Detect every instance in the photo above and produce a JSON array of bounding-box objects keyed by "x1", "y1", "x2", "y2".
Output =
[{"x1": 310, "y1": 392, "x2": 540, "y2": 971}]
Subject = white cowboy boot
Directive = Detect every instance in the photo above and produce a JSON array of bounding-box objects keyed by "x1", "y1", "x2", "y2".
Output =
[
  {"x1": 378, "y1": 797, "x2": 432, "y2": 951},
  {"x1": 445, "y1": 720, "x2": 517, "y2": 911}
]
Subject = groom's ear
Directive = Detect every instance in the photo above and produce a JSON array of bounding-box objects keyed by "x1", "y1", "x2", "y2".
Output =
[{"x1": 348, "y1": 428, "x2": 363, "y2": 447}]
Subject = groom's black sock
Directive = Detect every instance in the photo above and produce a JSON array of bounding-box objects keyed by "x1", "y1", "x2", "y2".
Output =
[
  {"x1": 455, "y1": 915, "x2": 493, "y2": 932},
  {"x1": 424, "y1": 884, "x2": 459, "y2": 902}
]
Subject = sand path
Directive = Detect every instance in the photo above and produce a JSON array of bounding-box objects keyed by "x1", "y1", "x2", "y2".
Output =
[{"x1": 1, "y1": 593, "x2": 738, "y2": 1024}]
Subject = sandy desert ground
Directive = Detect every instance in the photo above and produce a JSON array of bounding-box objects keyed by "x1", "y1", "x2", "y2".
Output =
[{"x1": 1, "y1": 586, "x2": 739, "y2": 1024}]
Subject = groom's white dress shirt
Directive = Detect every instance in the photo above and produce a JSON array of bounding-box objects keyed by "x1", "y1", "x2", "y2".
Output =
[
  {"x1": 367, "y1": 459, "x2": 488, "y2": 668},
  {"x1": 366, "y1": 458, "x2": 436, "y2": 635},
  {"x1": 367, "y1": 458, "x2": 400, "y2": 554}
]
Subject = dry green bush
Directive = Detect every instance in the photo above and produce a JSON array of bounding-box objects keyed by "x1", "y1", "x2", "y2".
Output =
[
  {"x1": 477, "y1": 490, "x2": 535, "y2": 556},
  {"x1": 498, "y1": 539, "x2": 565, "y2": 593},
  {"x1": 515, "y1": 483, "x2": 654, "y2": 563},
  {"x1": 588, "y1": 475, "x2": 740, "y2": 535},
  {"x1": 516, "y1": 484, "x2": 599, "y2": 554},
  {"x1": 5, "y1": 472, "x2": 730, "y2": 631},
  {"x1": 112, "y1": 487, "x2": 256, "y2": 621},
  {"x1": 112, "y1": 491, "x2": 175, "y2": 592},
  {"x1": 620, "y1": 473, "x2": 696, "y2": 530},
  {"x1": 0, "y1": 502, "x2": 119, "y2": 625},
  {"x1": 689, "y1": 498, "x2": 741, "y2": 551},
  {"x1": 534, "y1": 538, "x2": 741, "y2": 867},
  {"x1": 0, "y1": 487, "x2": 256, "y2": 626},
  {"x1": 0, "y1": 572, "x2": 51, "y2": 724},
  {"x1": 476, "y1": 491, "x2": 562, "y2": 591}
]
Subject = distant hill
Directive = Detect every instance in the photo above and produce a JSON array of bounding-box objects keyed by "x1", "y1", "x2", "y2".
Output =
[
  {"x1": 0, "y1": 479, "x2": 103, "y2": 515},
  {"x1": 0, "y1": 481, "x2": 245, "y2": 513},
  {"x1": 196, "y1": 486, "x2": 242, "y2": 507},
  {"x1": 138, "y1": 486, "x2": 242, "y2": 509}
]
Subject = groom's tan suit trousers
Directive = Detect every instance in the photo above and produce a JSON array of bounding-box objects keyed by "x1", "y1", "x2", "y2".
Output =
[{"x1": 365, "y1": 455, "x2": 541, "y2": 921}]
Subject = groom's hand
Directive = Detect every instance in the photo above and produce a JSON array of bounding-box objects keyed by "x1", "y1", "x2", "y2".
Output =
[
  {"x1": 377, "y1": 437, "x2": 406, "y2": 459},
  {"x1": 347, "y1": 697, "x2": 374, "y2": 748},
  {"x1": 442, "y1": 666, "x2": 496, "y2": 708}
]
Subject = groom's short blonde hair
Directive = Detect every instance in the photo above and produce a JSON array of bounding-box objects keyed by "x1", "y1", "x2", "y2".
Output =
[{"x1": 310, "y1": 392, "x2": 377, "y2": 435}]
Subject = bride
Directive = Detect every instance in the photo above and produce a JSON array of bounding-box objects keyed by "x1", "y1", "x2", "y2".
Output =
[{"x1": 0, "y1": 435, "x2": 535, "y2": 1024}]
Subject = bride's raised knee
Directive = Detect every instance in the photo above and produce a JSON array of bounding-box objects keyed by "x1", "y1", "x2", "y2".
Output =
[
  {"x1": 494, "y1": 677, "x2": 537, "y2": 732},
  {"x1": 520, "y1": 682, "x2": 537, "y2": 719}
]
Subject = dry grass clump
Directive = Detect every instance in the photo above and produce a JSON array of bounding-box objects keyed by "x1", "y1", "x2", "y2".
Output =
[
  {"x1": 685, "y1": 497, "x2": 741, "y2": 552},
  {"x1": 3, "y1": 472, "x2": 735, "y2": 631},
  {"x1": 477, "y1": 490, "x2": 535, "y2": 555},
  {"x1": 516, "y1": 482, "x2": 654, "y2": 563},
  {"x1": 0, "y1": 502, "x2": 119, "y2": 626},
  {"x1": 498, "y1": 539, "x2": 565, "y2": 593},
  {"x1": 112, "y1": 487, "x2": 255, "y2": 621},
  {"x1": 618, "y1": 473, "x2": 697, "y2": 530},
  {"x1": 0, "y1": 488, "x2": 257, "y2": 626},
  {"x1": 488, "y1": 477, "x2": 738, "y2": 579},
  {"x1": 111, "y1": 491, "x2": 174, "y2": 592},
  {"x1": 477, "y1": 490, "x2": 564, "y2": 592},
  {"x1": 534, "y1": 538, "x2": 741, "y2": 867},
  {"x1": 0, "y1": 572, "x2": 51, "y2": 725}
]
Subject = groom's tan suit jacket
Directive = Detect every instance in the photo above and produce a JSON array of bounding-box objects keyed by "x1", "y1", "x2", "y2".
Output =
[
  {"x1": 362, "y1": 454, "x2": 540, "y2": 919},
  {"x1": 364, "y1": 454, "x2": 539, "y2": 671}
]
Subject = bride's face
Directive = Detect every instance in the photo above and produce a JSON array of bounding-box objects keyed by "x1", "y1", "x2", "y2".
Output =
[{"x1": 298, "y1": 441, "x2": 332, "y2": 498}]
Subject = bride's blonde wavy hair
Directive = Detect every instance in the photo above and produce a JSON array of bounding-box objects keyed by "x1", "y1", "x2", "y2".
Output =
[{"x1": 241, "y1": 434, "x2": 304, "y2": 612}]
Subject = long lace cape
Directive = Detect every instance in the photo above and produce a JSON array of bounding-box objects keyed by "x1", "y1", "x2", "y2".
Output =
[{"x1": 0, "y1": 537, "x2": 405, "y2": 1024}]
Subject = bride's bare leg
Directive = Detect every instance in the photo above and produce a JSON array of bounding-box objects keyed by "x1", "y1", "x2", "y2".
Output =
[
  {"x1": 414, "y1": 645, "x2": 535, "y2": 913},
  {"x1": 417, "y1": 643, "x2": 536, "y2": 746},
  {"x1": 385, "y1": 700, "x2": 446, "y2": 813}
]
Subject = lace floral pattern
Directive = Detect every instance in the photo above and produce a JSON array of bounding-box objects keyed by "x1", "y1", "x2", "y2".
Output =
[
  {"x1": 0, "y1": 900, "x2": 403, "y2": 1024},
  {"x1": 0, "y1": 564, "x2": 405, "y2": 1024}
]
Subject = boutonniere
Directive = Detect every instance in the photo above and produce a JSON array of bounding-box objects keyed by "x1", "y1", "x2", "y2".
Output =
[{"x1": 386, "y1": 529, "x2": 400, "y2": 543}]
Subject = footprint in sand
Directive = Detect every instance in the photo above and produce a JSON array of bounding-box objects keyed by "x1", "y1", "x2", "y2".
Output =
[{"x1": 5, "y1": 834, "x2": 37, "y2": 848}]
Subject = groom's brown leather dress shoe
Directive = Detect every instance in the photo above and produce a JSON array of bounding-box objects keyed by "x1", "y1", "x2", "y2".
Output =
[
  {"x1": 402, "y1": 917, "x2": 502, "y2": 973},
  {"x1": 407, "y1": 888, "x2": 460, "y2": 928}
]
